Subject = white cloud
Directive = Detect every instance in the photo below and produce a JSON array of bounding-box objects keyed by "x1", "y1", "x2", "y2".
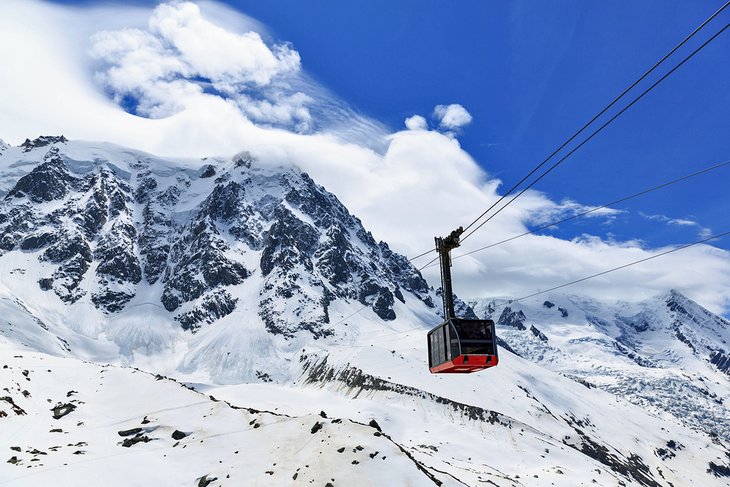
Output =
[
  {"x1": 148, "y1": 2, "x2": 300, "y2": 85},
  {"x1": 526, "y1": 198, "x2": 623, "y2": 227},
  {"x1": 404, "y1": 115, "x2": 428, "y2": 131},
  {"x1": 433, "y1": 103, "x2": 473, "y2": 130},
  {"x1": 88, "y1": 2, "x2": 308, "y2": 127},
  {"x1": 0, "y1": 0, "x2": 728, "y2": 314},
  {"x1": 639, "y1": 212, "x2": 713, "y2": 238}
]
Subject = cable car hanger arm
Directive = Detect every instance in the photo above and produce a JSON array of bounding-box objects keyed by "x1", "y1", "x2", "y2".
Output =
[{"x1": 435, "y1": 226, "x2": 464, "y2": 320}]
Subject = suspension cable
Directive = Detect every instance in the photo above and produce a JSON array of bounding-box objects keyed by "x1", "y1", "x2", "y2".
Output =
[
  {"x1": 459, "y1": 1, "x2": 730, "y2": 237},
  {"x1": 409, "y1": 248, "x2": 436, "y2": 262},
  {"x1": 410, "y1": 159, "x2": 730, "y2": 267},
  {"x1": 461, "y1": 23, "x2": 730, "y2": 244}
]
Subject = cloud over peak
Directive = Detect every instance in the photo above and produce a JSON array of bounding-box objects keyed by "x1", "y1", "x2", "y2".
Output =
[
  {"x1": 90, "y1": 1, "x2": 307, "y2": 127},
  {"x1": 149, "y1": 2, "x2": 300, "y2": 85}
]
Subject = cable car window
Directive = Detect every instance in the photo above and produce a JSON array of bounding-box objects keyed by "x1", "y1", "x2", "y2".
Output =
[
  {"x1": 429, "y1": 325, "x2": 447, "y2": 366},
  {"x1": 456, "y1": 319, "x2": 496, "y2": 355},
  {"x1": 453, "y1": 320, "x2": 490, "y2": 339},
  {"x1": 439, "y1": 327, "x2": 447, "y2": 363},
  {"x1": 461, "y1": 341, "x2": 493, "y2": 355},
  {"x1": 431, "y1": 332, "x2": 438, "y2": 365},
  {"x1": 448, "y1": 321, "x2": 460, "y2": 359}
]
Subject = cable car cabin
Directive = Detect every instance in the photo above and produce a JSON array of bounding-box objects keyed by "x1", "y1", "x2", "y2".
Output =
[
  {"x1": 428, "y1": 318, "x2": 498, "y2": 373},
  {"x1": 427, "y1": 227, "x2": 499, "y2": 374}
]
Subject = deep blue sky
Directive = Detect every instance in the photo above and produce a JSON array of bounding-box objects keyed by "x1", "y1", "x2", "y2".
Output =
[
  {"x1": 225, "y1": 0, "x2": 730, "y2": 251},
  {"x1": 53, "y1": 0, "x2": 730, "y2": 250}
]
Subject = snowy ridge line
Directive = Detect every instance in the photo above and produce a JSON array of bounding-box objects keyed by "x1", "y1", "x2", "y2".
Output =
[
  {"x1": 345, "y1": 417, "x2": 447, "y2": 487},
  {"x1": 426, "y1": 465, "x2": 492, "y2": 487},
  {"x1": 303, "y1": 355, "x2": 512, "y2": 427},
  {"x1": 470, "y1": 290, "x2": 730, "y2": 441}
]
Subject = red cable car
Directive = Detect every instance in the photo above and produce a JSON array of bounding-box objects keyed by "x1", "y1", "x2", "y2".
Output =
[
  {"x1": 428, "y1": 227, "x2": 499, "y2": 374},
  {"x1": 428, "y1": 318, "x2": 498, "y2": 373}
]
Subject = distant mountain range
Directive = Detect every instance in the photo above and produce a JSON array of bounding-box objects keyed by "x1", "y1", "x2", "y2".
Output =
[
  {"x1": 0, "y1": 136, "x2": 728, "y2": 486},
  {"x1": 469, "y1": 290, "x2": 730, "y2": 441}
]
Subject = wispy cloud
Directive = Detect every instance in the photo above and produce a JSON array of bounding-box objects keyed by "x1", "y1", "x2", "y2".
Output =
[
  {"x1": 526, "y1": 198, "x2": 623, "y2": 227},
  {"x1": 639, "y1": 212, "x2": 713, "y2": 237}
]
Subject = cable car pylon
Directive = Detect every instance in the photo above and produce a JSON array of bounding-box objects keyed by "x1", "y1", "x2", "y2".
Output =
[{"x1": 428, "y1": 227, "x2": 499, "y2": 373}]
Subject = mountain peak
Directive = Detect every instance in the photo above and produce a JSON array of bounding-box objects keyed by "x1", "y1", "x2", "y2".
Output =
[
  {"x1": 663, "y1": 288, "x2": 729, "y2": 329},
  {"x1": 20, "y1": 135, "x2": 68, "y2": 152},
  {"x1": 665, "y1": 287, "x2": 690, "y2": 303}
]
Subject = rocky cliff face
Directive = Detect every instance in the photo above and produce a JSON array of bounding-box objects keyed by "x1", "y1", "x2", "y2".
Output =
[{"x1": 0, "y1": 137, "x2": 434, "y2": 342}]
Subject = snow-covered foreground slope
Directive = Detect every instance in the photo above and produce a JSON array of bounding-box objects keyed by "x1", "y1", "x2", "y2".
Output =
[
  {"x1": 0, "y1": 340, "x2": 453, "y2": 487},
  {"x1": 469, "y1": 292, "x2": 730, "y2": 441},
  {"x1": 3, "y1": 334, "x2": 730, "y2": 487}
]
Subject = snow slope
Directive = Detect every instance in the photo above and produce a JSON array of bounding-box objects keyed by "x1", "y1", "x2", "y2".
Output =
[
  {"x1": 3, "y1": 333, "x2": 729, "y2": 486},
  {"x1": 1, "y1": 136, "x2": 729, "y2": 486},
  {"x1": 0, "y1": 341, "x2": 449, "y2": 487}
]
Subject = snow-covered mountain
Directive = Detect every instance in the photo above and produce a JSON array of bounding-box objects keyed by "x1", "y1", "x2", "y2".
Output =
[
  {"x1": 1, "y1": 137, "x2": 729, "y2": 486},
  {"x1": 0, "y1": 136, "x2": 433, "y2": 383},
  {"x1": 469, "y1": 291, "x2": 730, "y2": 441}
]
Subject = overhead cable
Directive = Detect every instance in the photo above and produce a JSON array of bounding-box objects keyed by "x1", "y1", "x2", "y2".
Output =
[
  {"x1": 461, "y1": 22, "x2": 730, "y2": 244},
  {"x1": 428, "y1": 158, "x2": 730, "y2": 265},
  {"x1": 408, "y1": 4, "x2": 730, "y2": 261},
  {"x1": 336, "y1": 230, "x2": 730, "y2": 346},
  {"x1": 409, "y1": 248, "x2": 436, "y2": 262},
  {"x1": 460, "y1": 1, "x2": 730, "y2": 235}
]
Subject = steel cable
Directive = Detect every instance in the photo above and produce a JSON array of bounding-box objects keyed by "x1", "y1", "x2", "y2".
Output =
[
  {"x1": 459, "y1": 1, "x2": 730, "y2": 238},
  {"x1": 461, "y1": 23, "x2": 730, "y2": 244},
  {"x1": 410, "y1": 158, "x2": 730, "y2": 267}
]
